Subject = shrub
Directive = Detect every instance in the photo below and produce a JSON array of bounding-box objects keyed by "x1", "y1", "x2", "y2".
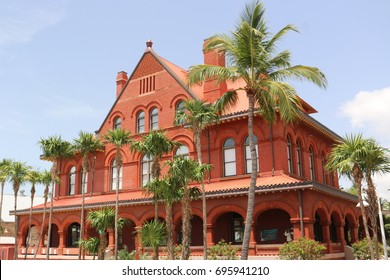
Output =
[
  {"x1": 352, "y1": 238, "x2": 384, "y2": 260},
  {"x1": 279, "y1": 237, "x2": 326, "y2": 260},
  {"x1": 118, "y1": 245, "x2": 136, "y2": 260},
  {"x1": 207, "y1": 240, "x2": 238, "y2": 260}
]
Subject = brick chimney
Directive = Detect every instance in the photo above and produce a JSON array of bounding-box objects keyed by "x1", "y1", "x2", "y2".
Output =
[
  {"x1": 202, "y1": 39, "x2": 227, "y2": 103},
  {"x1": 116, "y1": 71, "x2": 128, "y2": 98}
]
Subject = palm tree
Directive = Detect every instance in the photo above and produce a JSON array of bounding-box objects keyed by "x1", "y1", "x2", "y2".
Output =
[
  {"x1": 166, "y1": 156, "x2": 210, "y2": 260},
  {"x1": 24, "y1": 169, "x2": 41, "y2": 260},
  {"x1": 73, "y1": 131, "x2": 104, "y2": 259},
  {"x1": 0, "y1": 159, "x2": 12, "y2": 234},
  {"x1": 132, "y1": 130, "x2": 178, "y2": 260},
  {"x1": 361, "y1": 139, "x2": 390, "y2": 259},
  {"x1": 187, "y1": 1, "x2": 327, "y2": 259},
  {"x1": 39, "y1": 135, "x2": 74, "y2": 259},
  {"x1": 5, "y1": 160, "x2": 30, "y2": 259},
  {"x1": 174, "y1": 99, "x2": 218, "y2": 259},
  {"x1": 33, "y1": 170, "x2": 54, "y2": 259},
  {"x1": 132, "y1": 130, "x2": 178, "y2": 219},
  {"x1": 78, "y1": 237, "x2": 100, "y2": 260},
  {"x1": 326, "y1": 133, "x2": 374, "y2": 259},
  {"x1": 137, "y1": 220, "x2": 166, "y2": 259},
  {"x1": 102, "y1": 128, "x2": 132, "y2": 260},
  {"x1": 87, "y1": 207, "x2": 116, "y2": 260}
]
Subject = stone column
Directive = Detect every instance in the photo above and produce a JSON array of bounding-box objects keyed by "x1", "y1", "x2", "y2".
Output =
[{"x1": 57, "y1": 231, "x2": 64, "y2": 255}]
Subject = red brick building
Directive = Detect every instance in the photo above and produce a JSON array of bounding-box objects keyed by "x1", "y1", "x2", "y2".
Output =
[{"x1": 15, "y1": 41, "x2": 361, "y2": 259}]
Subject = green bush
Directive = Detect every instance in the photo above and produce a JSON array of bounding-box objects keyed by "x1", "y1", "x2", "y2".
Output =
[
  {"x1": 279, "y1": 237, "x2": 326, "y2": 260},
  {"x1": 352, "y1": 238, "x2": 384, "y2": 260},
  {"x1": 207, "y1": 240, "x2": 238, "y2": 260}
]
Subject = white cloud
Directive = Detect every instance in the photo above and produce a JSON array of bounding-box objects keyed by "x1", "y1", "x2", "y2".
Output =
[
  {"x1": 341, "y1": 87, "x2": 390, "y2": 142},
  {"x1": 0, "y1": 0, "x2": 68, "y2": 49}
]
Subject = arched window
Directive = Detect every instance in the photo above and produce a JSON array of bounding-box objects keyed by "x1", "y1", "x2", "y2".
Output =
[
  {"x1": 80, "y1": 171, "x2": 88, "y2": 194},
  {"x1": 287, "y1": 135, "x2": 293, "y2": 173},
  {"x1": 321, "y1": 153, "x2": 327, "y2": 184},
  {"x1": 150, "y1": 107, "x2": 158, "y2": 131},
  {"x1": 244, "y1": 135, "x2": 259, "y2": 174},
  {"x1": 296, "y1": 140, "x2": 303, "y2": 176},
  {"x1": 175, "y1": 145, "x2": 189, "y2": 158},
  {"x1": 175, "y1": 100, "x2": 185, "y2": 125},
  {"x1": 68, "y1": 166, "x2": 76, "y2": 195},
  {"x1": 113, "y1": 117, "x2": 122, "y2": 129},
  {"x1": 67, "y1": 223, "x2": 80, "y2": 248},
  {"x1": 137, "y1": 111, "x2": 145, "y2": 133},
  {"x1": 223, "y1": 138, "x2": 236, "y2": 177},
  {"x1": 141, "y1": 154, "x2": 153, "y2": 186},
  {"x1": 309, "y1": 146, "x2": 316, "y2": 180},
  {"x1": 111, "y1": 159, "x2": 122, "y2": 190}
]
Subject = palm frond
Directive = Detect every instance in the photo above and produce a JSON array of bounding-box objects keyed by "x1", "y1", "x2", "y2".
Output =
[{"x1": 214, "y1": 90, "x2": 239, "y2": 114}]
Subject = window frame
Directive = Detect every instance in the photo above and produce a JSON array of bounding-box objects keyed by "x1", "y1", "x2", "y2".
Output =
[
  {"x1": 223, "y1": 138, "x2": 236, "y2": 177},
  {"x1": 141, "y1": 154, "x2": 153, "y2": 187},
  {"x1": 309, "y1": 146, "x2": 316, "y2": 180},
  {"x1": 244, "y1": 135, "x2": 259, "y2": 174},
  {"x1": 68, "y1": 166, "x2": 76, "y2": 195},
  {"x1": 296, "y1": 140, "x2": 303, "y2": 177},
  {"x1": 113, "y1": 117, "x2": 122, "y2": 129},
  {"x1": 137, "y1": 111, "x2": 145, "y2": 134},
  {"x1": 287, "y1": 135, "x2": 293, "y2": 174},
  {"x1": 150, "y1": 107, "x2": 159, "y2": 131},
  {"x1": 110, "y1": 159, "x2": 123, "y2": 191}
]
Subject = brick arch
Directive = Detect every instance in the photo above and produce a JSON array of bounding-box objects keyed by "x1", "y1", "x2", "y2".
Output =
[
  {"x1": 118, "y1": 211, "x2": 139, "y2": 225},
  {"x1": 207, "y1": 204, "x2": 246, "y2": 225},
  {"x1": 138, "y1": 209, "x2": 163, "y2": 225},
  {"x1": 109, "y1": 110, "x2": 126, "y2": 124},
  {"x1": 173, "y1": 207, "x2": 203, "y2": 224},
  {"x1": 104, "y1": 147, "x2": 129, "y2": 167},
  {"x1": 311, "y1": 199, "x2": 330, "y2": 221},
  {"x1": 60, "y1": 215, "x2": 82, "y2": 232},
  {"x1": 146, "y1": 101, "x2": 163, "y2": 112},
  {"x1": 214, "y1": 128, "x2": 239, "y2": 146},
  {"x1": 169, "y1": 94, "x2": 189, "y2": 109},
  {"x1": 253, "y1": 200, "x2": 296, "y2": 221},
  {"x1": 19, "y1": 217, "x2": 42, "y2": 237},
  {"x1": 130, "y1": 104, "x2": 147, "y2": 119},
  {"x1": 171, "y1": 134, "x2": 195, "y2": 154}
]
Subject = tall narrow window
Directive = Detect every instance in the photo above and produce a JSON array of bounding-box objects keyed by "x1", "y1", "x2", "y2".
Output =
[
  {"x1": 137, "y1": 111, "x2": 145, "y2": 133},
  {"x1": 113, "y1": 117, "x2": 122, "y2": 129},
  {"x1": 175, "y1": 145, "x2": 189, "y2": 158},
  {"x1": 287, "y1": 135, "x2": 293, "y2": 173},
  {"x1": 245, "y1": 136, "x2": 259, "y2": 174},
  {"x1": 175, "y1": 100, "x2": 185, "y2": 125},
  {"x1": 321, "y1": 153, "x2": 327, "y2": 185},
  {"x1": 141, "y1": 154, "x2": 153, "y2": 186},
  {"x1": 309, "y1": 146, "x2": 316, "y2": 180},
  {"x1": 68, "y1": 166, "x2": 76, "y2": 195},
  {"x1": 150, "y1": 108, "x2": 158, "y2": 131},
  {"x1": 223, "y1": 138, "x2": 236, "y2": 176},
  {"x1": 111, "y1": 159, "x2": 122, "y2": 190},
  {"x1": 296, "y1": 140, "x2": 303, "y2": 176},
  {"x1": 80, "y1": 171, "x2": 88, "y2": 194}
]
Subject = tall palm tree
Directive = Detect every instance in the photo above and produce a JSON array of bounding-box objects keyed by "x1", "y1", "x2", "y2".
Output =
[
  {"x1": 33, "y1": 170, "x2": 54, "y2": 259},
  {"x1": 39, "y1": 135, "x2": 74, "y2": 259},
  {"x1": 174, "y1": 99, "x2": 218, "y2": 259},
  {"x1": 73, "y1": 131, "x2": 104, "y2": 259},
  {"x1": 87, "y1": 207, "x2": 116, "y2": 260},
  {"x1": 132, "y1": 130, "x2": 178, "y2": 219},
  {"x1": 0, "y1": 159, "x2": 12, "y2": 234},
  {"x1": 5, "y1": 160, "x2": 30, "y2": 259},
  {"x1": 326, "y1": 133, "x2": 374, "y2": 259},
  {"x1": 187, "y1": 1, "x2": 327, "y2": 259},
  {"x1": 132, "y1": 130, "x2": 178, "y2": 260},
  {"x1": 361, "y1": 139, "x2": 390, "y2": 259},
  {"x1": 166, "y1": 156, "x2": 210, "y2": 260},
  {"x1": 24, "y1": 169, "x2": 41, "y2": 260},
  {"x1": 102, "y1": 128, "x2": 132, "y2": 260}
]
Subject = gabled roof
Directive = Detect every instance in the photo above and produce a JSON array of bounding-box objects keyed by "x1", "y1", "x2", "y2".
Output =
[
  {"x1": 14, "y1": 173, "x2": 356, "y2": 215},
  {"x1": 97, "y1": 43, "x2": 200, "y2": 133}
]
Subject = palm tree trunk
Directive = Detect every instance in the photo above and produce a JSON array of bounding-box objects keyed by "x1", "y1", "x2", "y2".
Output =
[
  {"x1": 34, "y1": 186, "x2": 48, "y2": 259},
  {"x1": 241, "y1": 92, "x2": 257, "y2": 260},
  {"x1": 24, "y1": 185, "x2": 35, "y2": 260},
  {"x1": 0, "y1": 182, "x2": 4, "y2": 237},
  {"x1": 165, "y1": 201, "x2": 174, "y2": 260},
  {"x1": 114, "y1": 154, "x2": 121, "y2": 260},
  {"x1": 13, "y1": 190, "x2": 18, "y2": 260},
  {"x1": 194, "y1": 128, "x2": 208, "y2": 260},
  {"x1": 366, "y1": 171, "x2": 380, "y2": 259},
  {"x1": 353, "y1": 164, "x2": 374, "y2": 259},
  {"x1": 78, "y1": 157, "x2": 89, "y2": 260},
  {"x1": 181, "y1": 187, "x2": 192, "y2": 260},
  {"x1": 46, "y1": 163, "x2": 57, "y2": 260}
]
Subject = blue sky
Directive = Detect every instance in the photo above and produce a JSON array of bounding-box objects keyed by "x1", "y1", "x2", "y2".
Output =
[{"x1": 1, "y1": 0, "x2": 389, "y2": 200}]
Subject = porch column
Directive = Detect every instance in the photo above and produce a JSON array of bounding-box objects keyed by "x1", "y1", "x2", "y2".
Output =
[
  {"x1": 57, "y1": 231, "x2": 64, "y2": 255},
  {"x1": 350, "y1": 225, "x2": 358, "y2": 244},
  {"x1": 336, "y1": 221, "x2": 346, "y2": 249},
  {"x1": 321, "y1": 221, "x2": 331, "y2": 253},
  {"x1": 107, "y1": 228, "x2": 115, "y2": 250},
  {"x1": 248, "y1": 221, "x2": 257, "y2": 256},
  {"x1": 206, "y1": 223, "x2": 214, "y2": 247}
]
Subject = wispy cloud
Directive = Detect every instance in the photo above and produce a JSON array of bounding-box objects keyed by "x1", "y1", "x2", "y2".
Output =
[
  {"x1": 341, "y1": 87, "x2": 390, "y2": 142},
  {"x1": 0, "y1": 0, "x2": 68, "y2": 50}
]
